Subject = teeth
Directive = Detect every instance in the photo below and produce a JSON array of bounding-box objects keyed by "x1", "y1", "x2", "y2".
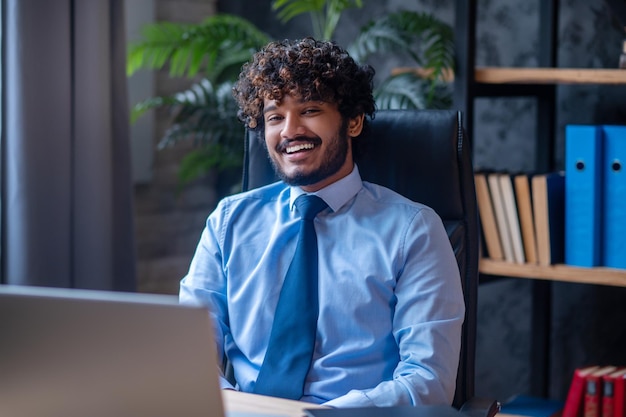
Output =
[{"x1": 285, "y1": 143, "x2": 314, "y2": 154}]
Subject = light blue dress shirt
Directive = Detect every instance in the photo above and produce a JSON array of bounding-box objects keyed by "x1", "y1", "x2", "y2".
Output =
[{"x1": 179, "y1": 165, "x2": 465, "y2": 408}]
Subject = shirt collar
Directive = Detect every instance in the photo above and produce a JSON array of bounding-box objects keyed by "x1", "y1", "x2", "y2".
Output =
[{"x1": 289, "y1": 165, "x2": 363, "y2": 213}]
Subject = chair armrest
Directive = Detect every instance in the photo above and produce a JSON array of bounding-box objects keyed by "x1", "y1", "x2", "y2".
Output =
[{"x1": 459, "y1": 397, "x2": 501, "y2": 417}]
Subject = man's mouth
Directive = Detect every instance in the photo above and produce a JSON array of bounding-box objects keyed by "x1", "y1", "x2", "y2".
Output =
[
  {"x1": 278, "y1": 137, "x2": 322, "y2": 155},
  {"x1": 285, "y1": 143, "x2": 315, "y2": 154}
]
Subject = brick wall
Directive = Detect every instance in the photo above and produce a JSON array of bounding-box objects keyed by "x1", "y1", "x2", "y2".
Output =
[{"x1": 134, "y1": 0, "x2": 218, "y2": 294}]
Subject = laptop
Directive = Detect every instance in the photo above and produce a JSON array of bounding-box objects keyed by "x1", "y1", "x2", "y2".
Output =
[{"x1": 0, "y1": 284, "x2": 225, "y2": 417}]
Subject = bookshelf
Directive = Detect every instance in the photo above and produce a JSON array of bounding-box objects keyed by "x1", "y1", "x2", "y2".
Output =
[
  {"x1": 454, "y1": 0, "x2": 626, "y2": 399},
  {"x1": 479, "y1": 260, "x2": 626, "y2": 288},
  {"x1": 473, "y1": 67, "x2": 626, "y2": 286},
  {"x1": 474, "y1": 67, "x2": 626, "y2": 85},
  {"x1": 395, "y1": 67, "x2": 626, "y2": 85}
]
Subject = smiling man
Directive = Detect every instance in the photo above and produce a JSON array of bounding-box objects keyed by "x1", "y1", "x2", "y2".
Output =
[
  {"x1": 179, "y1": 38, "x2": 465, "y2": 408},
  {"x1": 262, "y1": 94, "x2": 355, "y2": 191}
]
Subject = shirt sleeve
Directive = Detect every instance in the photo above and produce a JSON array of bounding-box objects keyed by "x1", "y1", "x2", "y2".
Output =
[
  {"x1": 324, "y1": 207, "x2": 465, "y2": 408},
  {"x1": 179, "y1": 205, "x2": 232, "y2": 382}
]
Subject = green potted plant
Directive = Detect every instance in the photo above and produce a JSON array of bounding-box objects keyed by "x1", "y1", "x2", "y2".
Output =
[{"x1": 127, "y1": 1, "x2": 455, "y2": 186}]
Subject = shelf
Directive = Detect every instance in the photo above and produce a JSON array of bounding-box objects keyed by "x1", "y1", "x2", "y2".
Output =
[
  {"x1": 392, "y1": 67, "x2": 626, "y2": 85},
  {"x1": 475, "y1": 67, "x2": 626, "y2": 85},
  {"x1": 479, "y1": 258, "x2": 626, "y2": 287}
]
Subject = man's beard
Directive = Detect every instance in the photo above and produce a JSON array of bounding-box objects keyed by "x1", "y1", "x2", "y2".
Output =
[{"x1": 267, "y1": 122, "x2": 350, "y2": 187}]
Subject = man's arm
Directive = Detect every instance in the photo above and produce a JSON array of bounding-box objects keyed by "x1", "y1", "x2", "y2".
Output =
[
  {"x1": 179, "y1": 211, "x2": 235, "y2": 390},
  {"x1": 324, "y1": 208, "x2": 465, "y2": 408}
]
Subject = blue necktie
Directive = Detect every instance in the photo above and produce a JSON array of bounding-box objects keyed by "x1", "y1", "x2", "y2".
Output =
[{"x1": 253, "y1": 194, "x2": 328, "y2": 399}]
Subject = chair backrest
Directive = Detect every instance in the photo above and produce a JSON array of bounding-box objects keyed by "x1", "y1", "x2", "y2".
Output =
[{"x1": 241, "y1": 109, "x2": 478, "y2": 408}]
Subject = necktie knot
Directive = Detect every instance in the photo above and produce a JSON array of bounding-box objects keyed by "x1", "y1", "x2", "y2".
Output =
[{"x1": 295, "y1": 195, "x2": 328, "y2": 220}]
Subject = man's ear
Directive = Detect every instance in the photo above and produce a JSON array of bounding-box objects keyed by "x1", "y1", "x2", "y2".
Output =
[{"x1": 347, "y1": 114, "x2": 365, "y2": 138}]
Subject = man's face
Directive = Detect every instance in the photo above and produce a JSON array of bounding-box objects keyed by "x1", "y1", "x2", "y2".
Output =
[{"x1": 262, "y1": 94, "x2": 363, "y2": 192}]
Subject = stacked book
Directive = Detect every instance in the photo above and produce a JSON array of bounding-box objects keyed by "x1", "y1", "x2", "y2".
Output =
[
  {"x1": 474, "y1": 170, "x2": 564, "y2": 266},
  {"x1": 474, "y1": 124, "x2": 626, "y2": 270},
  {"x1": 563, "y1": 366, "x2": 626, "y2": 417}
]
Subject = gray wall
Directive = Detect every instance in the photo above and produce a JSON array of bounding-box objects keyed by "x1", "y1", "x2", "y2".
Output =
[{"x1": 218, "y1": 0, "x2": 626, "y2": 404}]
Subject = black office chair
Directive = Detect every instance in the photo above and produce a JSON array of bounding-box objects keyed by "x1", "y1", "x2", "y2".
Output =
[{"x1": 241, "y1": 109, "x2": 499, "y2": 417}]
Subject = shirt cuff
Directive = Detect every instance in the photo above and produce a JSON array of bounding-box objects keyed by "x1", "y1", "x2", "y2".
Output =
[
  {"x1": 323, "y1": 390, "x2": 375, "y2": 408},
  {"x1": 219, "y1": 375, "x2": 236, "y2": 390}
]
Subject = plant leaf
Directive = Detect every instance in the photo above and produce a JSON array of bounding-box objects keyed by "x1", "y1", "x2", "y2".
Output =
[
  {"x1": 131, "y1": 78, "x2": 245, "y2": 183},
  {"x1": 271, "y1": 0, "x2": 363, "y2": 39},
  {"x1": 271, "y1": 0, "x2": 327, "y2": 23},
  {"x1": 374, "y1": 72, "x2": 452, "y2": 110},
  {"x1": 348, "y1": 10, "x2": 455, "y2": 94},
  {"x1": 126, "y1": 14, "x2": 270, "y2": 81}
]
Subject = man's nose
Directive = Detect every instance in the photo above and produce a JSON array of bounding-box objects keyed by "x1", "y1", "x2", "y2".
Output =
[{"x1": 281, "y1": 114, "x2": 306, "y2": 138}]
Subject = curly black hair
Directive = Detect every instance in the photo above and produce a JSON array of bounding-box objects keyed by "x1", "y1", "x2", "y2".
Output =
[{"x1": 232, "y1": 37, "x2": 376, "y2": 133}]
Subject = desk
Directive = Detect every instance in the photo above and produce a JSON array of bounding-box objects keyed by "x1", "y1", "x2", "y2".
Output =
[
  {"x1": 223, "y1": 390, "x2": 327, "y2": 417},
  {"x1": 222, "y1": 391, "x2": 513, "y2": 417}
]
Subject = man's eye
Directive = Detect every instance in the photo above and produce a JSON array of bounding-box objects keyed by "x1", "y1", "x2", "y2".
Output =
[
  {"x1": 303, "y1": 108, "x2": 319, "y2": 115},
  {"x1": 266, "y1": 115, "x2": 282, "y2": 122}
]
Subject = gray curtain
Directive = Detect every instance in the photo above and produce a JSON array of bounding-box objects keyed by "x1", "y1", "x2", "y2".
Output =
[{"x1": 2, "y1": 0, "x2": 136, "y2": 291}]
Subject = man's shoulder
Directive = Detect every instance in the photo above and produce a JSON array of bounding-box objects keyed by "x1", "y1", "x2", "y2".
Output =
[
  {"x1": 220, "y1": 181, "x2": 288, "y2": 208},
  {"x1": 359, "y1": 180, "x2": 445, "y2": 225},
  {"x1": 361, "y1": 181, "x2": 428, "y2": 209}
]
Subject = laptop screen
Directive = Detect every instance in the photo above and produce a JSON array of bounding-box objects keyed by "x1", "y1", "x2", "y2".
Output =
[{"x1": 0, "y1": 284, "x2": 225, "y2": 417}]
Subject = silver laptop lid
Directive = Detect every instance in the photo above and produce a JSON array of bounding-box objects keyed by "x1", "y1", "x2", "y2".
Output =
[{"x1": 0, "y1": 285, "x2": 224, "y2": 417}]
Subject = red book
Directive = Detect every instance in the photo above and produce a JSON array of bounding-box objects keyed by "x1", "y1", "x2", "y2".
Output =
[
  {"x1": 617, "y1": 369, "x2": 626, "y2": 417},
  {"x1": 563, "y1": 366, "x2": 601, "y2": 417},
  {"x1": 585, "y1": 366, "x2": 618, "y2": 417},
  {"x1": 604, "y1": 368, "x2": 626, "y2": 417}
]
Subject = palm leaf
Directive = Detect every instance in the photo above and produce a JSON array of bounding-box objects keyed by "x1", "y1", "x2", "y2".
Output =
[
  {"x1": 272, "y1": 0, "x2": 327, "y2": 22},
  {"x1": 272, "y1": 0, "x2": 326, "y2": 38},
  {"x1": 132, "y1": 79, "x2": 244, "y2": 169},
  {"x1": 178, "y1": 144, "x2": 243, "y2": 186},
  {"x1": 348, "y1": 10, "x2": 455, "y2": 82},
  {"x1": 323, "y1": 0, "x2": 363, "y2": 39},
  {"x1": 348, "y1": 10, "x2": 454, "y2": 105},
  {"x1": 126, "y1": 14, "x2": 270, "y2": 81},
  {"x1": 163, "y1": 80, "x2": 242, "y2": 146},
  {"x1": 347, "y1": 24, "x2": 409, "y2": 62},
  {"x1": 374, "y1": 72, "x2": 452, "y2": 110},
  {"x1": 271, "y1": 0, "x2": 363, "y2": 39}
]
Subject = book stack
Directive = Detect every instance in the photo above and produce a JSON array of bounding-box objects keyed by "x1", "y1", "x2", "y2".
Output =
[
  {"x1": 474, "y1": 170, "x2": 565, "y2": 266},
  {"x1": 563, "y1": 365, "x2": 626, "y2": 417},
  {"x1": 474, "y1": 124, "x2": 626, "y2": 270}
]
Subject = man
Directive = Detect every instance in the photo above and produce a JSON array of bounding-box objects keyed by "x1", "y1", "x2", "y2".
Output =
[{"x1": 179, "y1": 37, "x2": 464, "y2": 408}]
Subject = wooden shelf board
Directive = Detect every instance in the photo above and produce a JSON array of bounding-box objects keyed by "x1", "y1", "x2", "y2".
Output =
[
  {"x1": 479, "y1": 258, "x2": 626, "y2": 287},
  {"x1": 475, "y1": 67, "x2": 626, "y2": 85}
]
